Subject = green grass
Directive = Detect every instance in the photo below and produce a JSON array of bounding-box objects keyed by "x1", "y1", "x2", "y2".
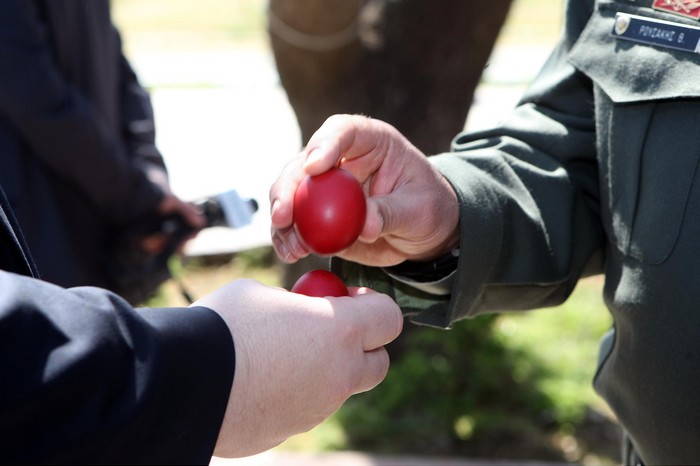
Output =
[{"x1": 491, "y1": 276, "x2": 617, "y2": 464}]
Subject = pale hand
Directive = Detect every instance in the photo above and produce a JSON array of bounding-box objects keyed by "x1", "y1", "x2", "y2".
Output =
[{"x1": 194, "y1": 279, "x2": 404, "y2": 458}]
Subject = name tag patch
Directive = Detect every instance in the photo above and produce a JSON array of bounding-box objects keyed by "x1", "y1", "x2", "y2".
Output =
[{"x1": 612, "y1": 12, "x2": 700, "y2": 53}]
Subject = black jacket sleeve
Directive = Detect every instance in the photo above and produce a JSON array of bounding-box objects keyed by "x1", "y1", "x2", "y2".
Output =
[{"x1": 0, "y1": 271, "x2": 235, "y2": 464}]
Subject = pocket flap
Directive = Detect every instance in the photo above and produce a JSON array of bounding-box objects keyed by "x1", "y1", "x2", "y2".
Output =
[{"x1": 569, "y1": 2, "x2": 700, "y2": 103}]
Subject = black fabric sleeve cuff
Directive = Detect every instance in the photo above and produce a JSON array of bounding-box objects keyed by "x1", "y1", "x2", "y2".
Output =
[
  {"x1": 383, "y1": 249, "x2": 460, "y2": 283},
  {"x1": 132, "y1": 305, "x2": 235, "y2": 465}
]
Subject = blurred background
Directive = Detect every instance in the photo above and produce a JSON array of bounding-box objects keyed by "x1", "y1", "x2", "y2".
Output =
[{"x1": 111, "y1": 0, "x2": 620, "y2": 464}]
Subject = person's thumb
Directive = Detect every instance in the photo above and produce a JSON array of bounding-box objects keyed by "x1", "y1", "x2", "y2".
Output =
[{"x1": 359, "y1": 194, "x2": 404, "y2": 243}]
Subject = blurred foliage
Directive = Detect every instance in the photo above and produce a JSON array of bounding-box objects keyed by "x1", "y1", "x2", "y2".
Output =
[{"x1": 337, "y1": 315, "x2": 561, "y2": 459}]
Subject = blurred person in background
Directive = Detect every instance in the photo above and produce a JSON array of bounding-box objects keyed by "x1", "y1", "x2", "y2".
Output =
[{"x1": 0, "y1": 0, "x2": 204, "y2": 305}]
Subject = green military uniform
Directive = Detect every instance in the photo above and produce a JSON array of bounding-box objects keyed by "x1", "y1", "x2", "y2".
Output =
[{"x1": 335, "y1": 0, "x2": 700, "y2": 463}]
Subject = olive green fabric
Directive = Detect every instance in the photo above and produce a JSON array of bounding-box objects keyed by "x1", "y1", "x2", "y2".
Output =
[
  {"x1": 335, "y1": 0, "x2": 700, "y2": 463},
  {"x1": 332, "y1": 259, "x2": 454, "y2": 328}
]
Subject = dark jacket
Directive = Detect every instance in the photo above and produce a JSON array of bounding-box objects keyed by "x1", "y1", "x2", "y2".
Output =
[
  {"x1": 0, "y1": 0, "x2": 166, "y2": 296},
  {"x1": 337, "y1": 0, "x2": 700, "y2": 463},
  {"x1": 0, "y1": 185, "x2": 234, "y2": 464}
]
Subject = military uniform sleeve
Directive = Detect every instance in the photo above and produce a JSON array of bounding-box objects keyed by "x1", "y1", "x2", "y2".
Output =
[
  {"x1": 0, "y1": 270, "x2": 234, "y2": 464},
  {"x1": 334, "y1": 0, "x2": 604, "y2": 328},
  {"x1": 0, "y1": 0, "x2": 163, "y2": 224}
]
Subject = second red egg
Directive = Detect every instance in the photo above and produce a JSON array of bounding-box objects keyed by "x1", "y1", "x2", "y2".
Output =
[{"x1": 290, "y1": 269, "x2": 349, "y2": 297}]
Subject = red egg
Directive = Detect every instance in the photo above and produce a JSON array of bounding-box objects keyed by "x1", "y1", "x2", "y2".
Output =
[
  {"x1": 293, "y1": 167, "x2": 366, "y2": 255},
  {"x1": 290, "y1": 269, "x2": 350, "y2": 297}
]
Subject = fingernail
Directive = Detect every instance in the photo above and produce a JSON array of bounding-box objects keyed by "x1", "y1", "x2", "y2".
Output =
[{"x1": 306, "y1": 147, "x2": 322, "y2": 166}]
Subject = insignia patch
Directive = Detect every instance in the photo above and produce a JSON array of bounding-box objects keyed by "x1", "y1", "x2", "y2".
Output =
[
  {"x1": 653, "y1": 0, "x2": 700, "y2": 20},
  {"x1": 614, "y1": 13, "x2": 632, "y2": 35}
]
